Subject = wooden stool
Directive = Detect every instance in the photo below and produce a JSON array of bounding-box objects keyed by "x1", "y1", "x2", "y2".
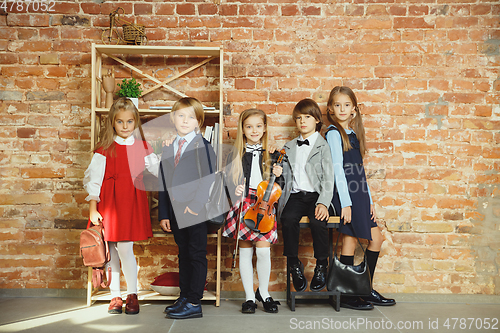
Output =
[{"x1": 286, "y1": 216, "x2": 341, "y2": 312}]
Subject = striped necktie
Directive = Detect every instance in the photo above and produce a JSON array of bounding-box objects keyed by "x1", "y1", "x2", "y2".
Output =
[{"x1": 174, "y1": 138, "x2": 186, "y2": 167}]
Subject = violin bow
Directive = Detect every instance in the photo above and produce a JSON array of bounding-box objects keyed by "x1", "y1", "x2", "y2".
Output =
[{"x1": 232, "y1": 178, "x2": 246, "y2": 270}]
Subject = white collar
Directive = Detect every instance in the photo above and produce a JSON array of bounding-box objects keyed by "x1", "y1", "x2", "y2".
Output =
[
  {"x1": 114, "y1": 135, "x2": 135, "y2": 146},
  {"x1": 298, "y1": 131, "x2": 319, "y2": 146},
  {"x1": 175, "y1": 130, "x2": 197, "y2": 146}
]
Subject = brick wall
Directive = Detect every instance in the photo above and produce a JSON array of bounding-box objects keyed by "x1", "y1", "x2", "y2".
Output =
[{"x1": 0, "y1": 1, "x2": 499, "y2": 295}]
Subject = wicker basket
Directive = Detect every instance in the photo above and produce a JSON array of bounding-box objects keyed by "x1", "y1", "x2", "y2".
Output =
[{"x1": 122, "y1": 24, "x2": 145, "y2": 42}]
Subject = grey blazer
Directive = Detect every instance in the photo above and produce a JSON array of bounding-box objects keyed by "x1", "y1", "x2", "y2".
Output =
[{"x1": 277, "y1": 134, "x2": 335, "y2": 221}]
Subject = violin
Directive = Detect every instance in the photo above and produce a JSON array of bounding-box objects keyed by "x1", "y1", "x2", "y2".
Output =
[{"x1": 244, "y1": 149, "x2": 286, "y2": 234}]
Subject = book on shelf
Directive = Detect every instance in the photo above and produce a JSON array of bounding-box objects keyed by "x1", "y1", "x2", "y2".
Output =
[
  {"x1": 212, "y1": 123, "x2": 219, "y2": 157},
  {"x1": 149, "y1": 106, "x2": 216, "y2": 111},
  {"x1": 204, "y1": 126, "x2": 213, "y2": 142}
]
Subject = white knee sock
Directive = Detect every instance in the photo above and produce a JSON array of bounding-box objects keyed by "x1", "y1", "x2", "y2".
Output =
[
  {"x1": 116, "y1": 241, "x2": 138, "y2": 296},
  {"x1": 256, "y1": 247, "x2": 271, "y2": 300},
  {"x1": 239, "y1": 247, "x2": 255, "y2": 302},
  {"x1": 108, "y1": 242, "x2": 122, "y2": 298}
]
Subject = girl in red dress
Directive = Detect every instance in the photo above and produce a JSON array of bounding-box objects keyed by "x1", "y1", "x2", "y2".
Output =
[{"x1": 84, "y1": 98, "x2": 159, "y2": 314}]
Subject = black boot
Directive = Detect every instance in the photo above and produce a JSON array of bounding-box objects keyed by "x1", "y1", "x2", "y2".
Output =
[
  {"x1": 310, "y1": 263, "x2": 327, "y2": 291},
  {"x1": 288, "y1": 259, "x2": 307, "y2": 292}
]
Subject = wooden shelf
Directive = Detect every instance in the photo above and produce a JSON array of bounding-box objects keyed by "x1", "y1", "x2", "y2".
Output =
[
  {"x1": 94, "y1": 44, "x2": 221, "y2": 56},
  {"x1": 94, "y1": 107, "x2": 220, "y2": 116},
  {"x1": 89, "y1": 44, "x2": 224, "y2": 308},
  {"x1": 90, "y1": 289, "x2": 218, "y2": 302}
]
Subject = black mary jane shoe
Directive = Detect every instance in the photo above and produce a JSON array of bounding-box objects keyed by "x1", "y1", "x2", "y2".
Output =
[
  {"x1": 241, "y1": 300, "x2": 258, "y2": 314},
  {"x1": 340, "y1": 296, "x2": 374, "y2": 310},
  {"x1": 363, "y1": 290, "x2": 396, "y2": 306},
  {"x1": 255, "y1": 288, "x2": 280, "y2": 313}
]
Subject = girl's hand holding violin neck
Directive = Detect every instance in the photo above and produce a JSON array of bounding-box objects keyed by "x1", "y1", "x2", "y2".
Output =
[
  {"x1": 314, "y1": 203, "x2": 329, "y2": 221},
  {"x1": 235, "y1": 184, "x2": 245, "y2": 197},
  {"x1": 341, "y1": 206, "x2": 352, "y2": 224},
  {"x1": 160, "y1": 219, "x2": 171, "y2": 232},
  {"x1": 268, "y1": 145, "x2": 277, "y2": 154},
  {"x1": 272, "y1": 164, "x2": 283, "y2": 177}
]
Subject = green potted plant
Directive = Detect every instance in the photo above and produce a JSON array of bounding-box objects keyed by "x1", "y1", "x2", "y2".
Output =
[{"x1": 117, "y1": 78, "x2": 142, "y2": 108}]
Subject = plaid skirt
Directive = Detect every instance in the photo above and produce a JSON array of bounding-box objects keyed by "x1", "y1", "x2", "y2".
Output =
[{"x1": 222, "y1": 189, "x2": 278, "y2": 244}]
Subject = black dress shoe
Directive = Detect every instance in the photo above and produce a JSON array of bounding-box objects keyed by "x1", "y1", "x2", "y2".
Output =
[
  {"x1": 255, "y1": 288, "x2": 280, "y2": 313},
  {"x1": 363, "y1": 290, "x2": 396, "y2": 306},
  {"x1": 241, "y1": 300, "x2": 257, "y2": 314},
  {"x1": 289, "y1": 261, "x2": 307, "y2": 292},
  {"x1": 340, "y1": 296, "x2": 374, "y2": 310},
  {"x1": 164, "y1": 297, "x2": 187, "y2": 314},
  {"x1": 166, "y1": 303, "x2": 202, "y2": 319},
  {"x1": 310, "y1": 264, "x2": 327, "y2": 291}
]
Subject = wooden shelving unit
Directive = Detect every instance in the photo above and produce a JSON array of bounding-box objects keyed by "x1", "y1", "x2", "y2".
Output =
[{"x1": 88, "y1": 44, "x2": 224, "y2": 307}]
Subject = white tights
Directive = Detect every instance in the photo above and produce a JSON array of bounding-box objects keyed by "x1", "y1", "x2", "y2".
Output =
[
  {"x1": 107, "y1": 241, "x2": 137, "y2": 298},
  {"x1": 239, "y1": 247, "x2": 271, "y2": 301}
]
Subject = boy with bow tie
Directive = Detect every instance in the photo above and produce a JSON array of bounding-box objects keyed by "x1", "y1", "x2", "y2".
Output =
[{"x1": 277, "y1": 99, "x2": 335, "y2": 293}]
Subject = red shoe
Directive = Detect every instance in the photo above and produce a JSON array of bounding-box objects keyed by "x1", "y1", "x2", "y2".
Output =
[
  {"x1": 125, "y1": 293, "x2": 139, "y2": 314},
  {"x1": 108, "y1": 297, "x2": 123, "y2": 314}
]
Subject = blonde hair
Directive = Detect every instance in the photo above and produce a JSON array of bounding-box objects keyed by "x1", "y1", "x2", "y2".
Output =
[
  {"x1": 94, "y1": 97, "x2": 146, "y2": 154},
  {"x1": 170, "y1": 97, "x2": 205, "y2": 131},
  {"x1": 231, "y1": 109, "x2": 271, "y2": 185},
  {"x1": 326, "y1": 86, "x2": 367, "y2": 158}
]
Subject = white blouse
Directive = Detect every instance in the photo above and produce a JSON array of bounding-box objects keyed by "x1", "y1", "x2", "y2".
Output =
[{"x1": 83, "y1": 136, "x2": 160, "y2": 202}]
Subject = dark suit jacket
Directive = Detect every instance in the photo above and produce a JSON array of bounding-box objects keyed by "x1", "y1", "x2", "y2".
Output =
[{"x1": 158, "y1": 134, "x2": 216, "y2": 223}]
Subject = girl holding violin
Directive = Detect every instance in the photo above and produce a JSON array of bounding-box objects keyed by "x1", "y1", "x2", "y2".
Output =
[{"x1": 222, "y1": 109, "x2": 283, "y2": 314}]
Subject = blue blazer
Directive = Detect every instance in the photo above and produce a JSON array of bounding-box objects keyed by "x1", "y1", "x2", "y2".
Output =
[{"x1": 158, "y1": 134, "x2": 216, "y2": 222}]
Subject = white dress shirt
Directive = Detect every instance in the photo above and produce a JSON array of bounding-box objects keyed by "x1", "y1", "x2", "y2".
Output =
[
  {"x1": 246, "y1": 143, "x2": 263, "y2": 189},
  {"x1": 291, "y1": 131, "x2": 319, "y2": 193},
  {"x1": 173, "y1": 130, "x2": 197, "y2": 158},
  {"x1": 83, "y1": 136, "x2": 159, "y2": 202}
]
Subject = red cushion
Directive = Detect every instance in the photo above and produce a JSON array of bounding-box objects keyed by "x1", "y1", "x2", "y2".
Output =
[{"x1": 151, "y1": 272, "x2": 179, "y2": 287}]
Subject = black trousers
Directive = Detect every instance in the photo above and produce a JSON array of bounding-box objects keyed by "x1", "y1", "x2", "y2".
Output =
[
  {"x1": 172, "y1": 219, "x2": 208, "y2": 305},
  {"x1": 281, "y1": 192, "x2": 329, "y2": 261}
]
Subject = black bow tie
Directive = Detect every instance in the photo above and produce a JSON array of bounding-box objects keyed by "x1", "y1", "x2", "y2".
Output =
[{"x1": 297, "y1": 139, "x2": 309, "y2": 147}]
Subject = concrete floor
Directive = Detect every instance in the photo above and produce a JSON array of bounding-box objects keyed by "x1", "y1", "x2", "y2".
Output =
[{"x1": 1, "y1": 294, "x2": 499, "y2": 333}]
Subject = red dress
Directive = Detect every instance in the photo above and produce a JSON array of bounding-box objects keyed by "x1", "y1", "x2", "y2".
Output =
[{"x1": 95, "y1": 140, "x2": 153, "y2": 242}]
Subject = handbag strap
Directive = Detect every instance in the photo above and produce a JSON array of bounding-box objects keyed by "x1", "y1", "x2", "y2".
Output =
[
  {"x1": 101, "y1": 225, "x2": 110, "y2": 263},
  {"x1": 335, "y1": 222, "x2": 367, "y2": 258}
]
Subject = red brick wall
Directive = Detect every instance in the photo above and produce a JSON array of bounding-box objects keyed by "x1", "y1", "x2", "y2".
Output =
[{"x1": 1, "y1": 1, "x2": 499, "y2": 295}]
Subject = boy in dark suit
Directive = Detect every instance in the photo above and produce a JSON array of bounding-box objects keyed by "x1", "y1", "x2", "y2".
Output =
[
  {"x1": 158, "y1": 97, "x2": 216, "y2": 319},
  {"x1": 277, "y1": 99, "x2": 334, "y2": 293}
]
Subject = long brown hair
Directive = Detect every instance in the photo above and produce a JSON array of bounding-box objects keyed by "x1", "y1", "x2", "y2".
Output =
[
  {"x1": 230, "y1": 109, "x2": 270, "y2": 185},
  {"x1": 326, "y1": 86, "x2": 367, "y2": 158},
  {"x1": 94, "y1": 97, "x2": 146, "y2": 154}
]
